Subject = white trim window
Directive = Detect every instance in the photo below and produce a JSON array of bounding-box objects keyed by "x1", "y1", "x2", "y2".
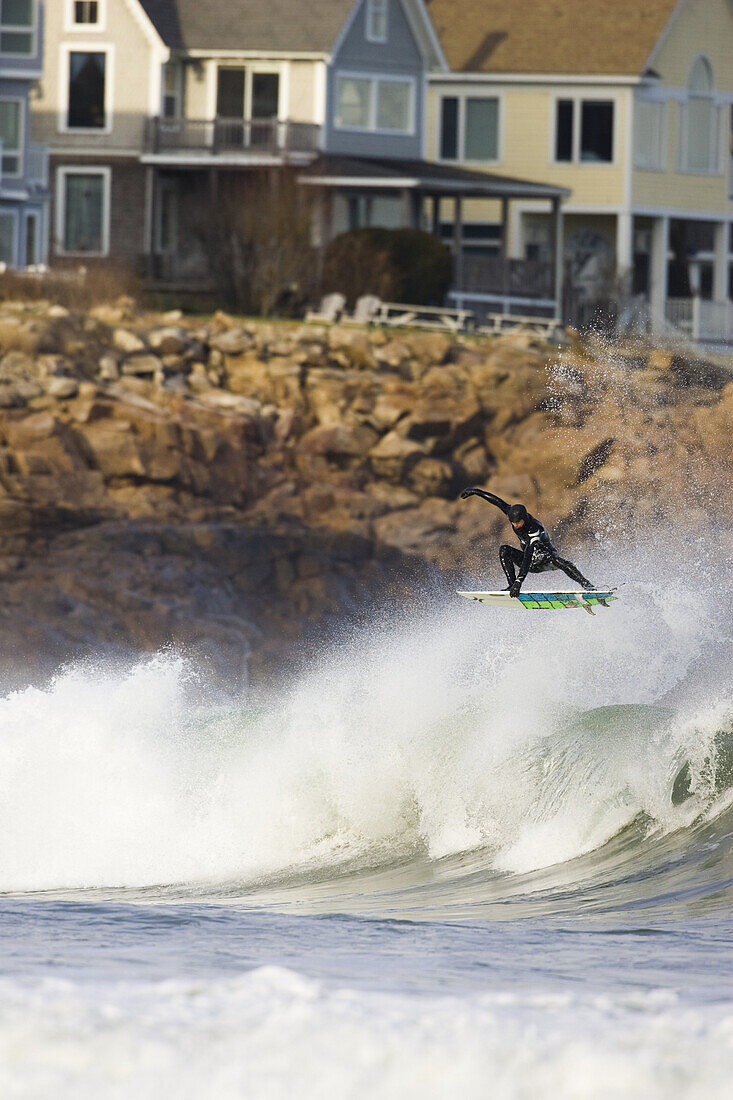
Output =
[
  {"x1": 439, "y1": 95, "x2": 500, "y2": 162},
  {"x1": 634, "y1": 95, "x2": 665, "y2": 170},
  {"x1": 66, "y1": 1, "x2": 105, "y2": 32},
  {"x1": 554, "y1": 97, "x2": 615, "y2": 163},
  {"x1": 335, "y1": 73, "x2": 414, "y2": 133},
  {"x1": 0, "y1": 208, "x2": 17, "y2": 265},
  {"x1": 57, "y1": 166, "x2": 110, "y2": 256},
  {"x1": 366, "y1": 0, "x2": 388, "y2": 44},
  {"x1": 680, "y1": 56, "x2": 720, "y2": 174},
  {"x1": 61, "y1": 44, "x2": 113, "y2": 132},
  {"x1": 162, "y1": 60, "x2": 183, "y2": 119},
  {"x1": 0, "y1": 97, "x2": 23, "y2": 176},
  {"x1": 0, "y1": 0, "x2": 36, "y2": 57}
]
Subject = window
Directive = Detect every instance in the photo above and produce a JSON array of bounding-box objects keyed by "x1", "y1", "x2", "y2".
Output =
[
  {"x1": 553, "y1": 98, "x2": 614, "y2": 163},
  {"x1": 162, "y1": 61, "x2": 182, "y2": 119},
  {"x1": 439, "y1": 96, "x2": 499, "y2": 162},
  {"x1": 0, "y1": 211, "x2": 16, "y2": 264},
  {"x1": 67, "y1": 50, "x2": 106, "y2": 129},
  {"x1": 634, "y1": 96, "x2": 665, "y2": 170},
  {"x1": 366, "y1": 0, "x2": 388, "y2": 43},
  {"x1": 74, "y1": 1, "x2": 98, "y2": 23},
  {"x1": 59, "y1": 169, "x2": 109, "y2": 255},
  {"x1": 335, "y1": 74, "x2": 413, "y2": 133},
  {"x1": 682, "y1": 56, "x2": 719, "y2": 173},
  {"x1": 252, "y1": 73, "x2": 279, "y2": 119},
  {"x1": 0, "y1": 0, "x2": 34, "y2": 56},
  {"x1": 0, "y1": 99, "x2": 21, "y2": 175}
]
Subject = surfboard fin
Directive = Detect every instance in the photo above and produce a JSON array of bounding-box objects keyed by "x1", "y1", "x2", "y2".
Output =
[{"x1": 581, "y1": 604, "x2": 596, "y2": 616}]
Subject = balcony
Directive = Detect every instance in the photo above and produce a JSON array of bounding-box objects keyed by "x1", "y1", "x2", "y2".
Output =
[{"x1": 143, "y1": 117, "x2": 322, "y2": 163}]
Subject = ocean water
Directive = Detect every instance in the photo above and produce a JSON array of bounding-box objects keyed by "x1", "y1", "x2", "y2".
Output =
[{"x1": 1, "y1": 544, "x2": 732, "y2": 1098}]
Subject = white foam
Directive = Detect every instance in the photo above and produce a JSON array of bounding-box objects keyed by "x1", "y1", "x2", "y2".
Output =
[
  {"x1": 0, "y1": 968, "x2": 731, "y2": 1100},
  {"x1": 0, "y1": 546, "x2": 729, "y2": 893}
]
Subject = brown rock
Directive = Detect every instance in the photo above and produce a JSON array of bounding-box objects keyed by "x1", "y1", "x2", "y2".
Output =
[
  {"x1": 148, "y1": 327, "x2": 188, "y2": 356},
  {"x1": 369, "y1": 430, "x2": 426, "y2": 482},
  {"x1": 113, "y1": 328, "x2": 146, "y2": 354},
  {"x1": 121, "y1": 354, "x2": 162, "y2": 377},
  {"x1": 408, "y1": 457, "x2": 454, "y2": 497},
  {"x1": 210, "y1": 329, "x2": 253, "y2": 356},
  {"x1": 299, "y1": 422, "x2": 378, "y2": 458}
]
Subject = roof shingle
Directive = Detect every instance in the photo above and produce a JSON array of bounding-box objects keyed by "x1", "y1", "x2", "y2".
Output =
[{"x1": 424, "y1": 0, "x2": 681, "y2": 76}]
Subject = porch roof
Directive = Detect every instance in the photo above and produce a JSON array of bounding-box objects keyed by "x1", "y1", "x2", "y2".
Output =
[{"x1": 302, "y1": 155, "x2": 569, "y2": 200}]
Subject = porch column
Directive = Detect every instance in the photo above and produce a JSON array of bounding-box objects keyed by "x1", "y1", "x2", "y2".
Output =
[
  {"x1": 146, "y1": 167, "x2": 157, "y2": 281},
  {"x1": 499, "y1": 197, "x2": 509, "y2": 260},
  {"x1": 453, "y1": 195, "x2": 464, "y2": 297},
  {"x1": 713, "y1": 221, "x2": 728, "y2": 301},
  {"x1": 551, "y1": 196, "x2": 564, "y2": 317},
  {"x1": 649, "y1": 215, "x2": 669, "y2": 329},
  {"x1": 430, "y1": 195, "x2": 440, "y2": 236},
  {"x1": 616, "y1": 211, "x2": 633, "y2": 278}
]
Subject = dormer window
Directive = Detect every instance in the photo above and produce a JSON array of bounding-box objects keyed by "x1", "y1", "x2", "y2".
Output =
[{"x1": 366, "y1": 0, "x2": 388, "y2": 44}]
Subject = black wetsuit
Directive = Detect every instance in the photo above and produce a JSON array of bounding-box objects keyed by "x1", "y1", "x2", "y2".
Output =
[{"x1": 462, "y1": 489, "x2": 594, "y2": 592}]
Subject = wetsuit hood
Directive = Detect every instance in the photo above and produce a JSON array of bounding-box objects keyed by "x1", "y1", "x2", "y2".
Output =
[{"x1": 508, "y1": 504, "x2": 528, "y2": 524}]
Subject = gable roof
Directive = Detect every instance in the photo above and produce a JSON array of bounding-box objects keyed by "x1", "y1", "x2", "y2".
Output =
[
  {"x1": 136, "y1": 1, "x2": 184, "y2": 49},
  {"x1": 424, "y1": 0, "x2": 682, "y2": 76},
  {"x1": 138, "y1": 0, "x2": 356, "y2": 53}
]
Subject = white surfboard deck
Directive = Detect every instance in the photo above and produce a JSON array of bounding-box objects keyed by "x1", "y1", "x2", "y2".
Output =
[{"x1": 458, "y1": 589, "x2": 617, "y2": 616}]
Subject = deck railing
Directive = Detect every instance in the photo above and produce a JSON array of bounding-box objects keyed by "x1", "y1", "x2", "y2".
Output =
[
  {"x1": 145, "y1": 117, "x2": 322, "y2": 158},
  {"x1": 460, "y1": 255, "x2": 554, "y2": 300}
]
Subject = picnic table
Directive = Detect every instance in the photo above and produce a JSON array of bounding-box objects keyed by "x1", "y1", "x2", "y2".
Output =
[{"x1": 374, "y1": 301, "x2": 474, "y2": 333}]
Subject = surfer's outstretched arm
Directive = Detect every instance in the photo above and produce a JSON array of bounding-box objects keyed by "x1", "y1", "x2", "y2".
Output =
[{"x1": 459, "y1": 487, "x2": 510, "y2": 515}]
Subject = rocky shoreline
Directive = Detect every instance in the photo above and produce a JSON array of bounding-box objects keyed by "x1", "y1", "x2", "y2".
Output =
[{"x1": 0, "y1": 296, "x2": 730, "y2": 685}]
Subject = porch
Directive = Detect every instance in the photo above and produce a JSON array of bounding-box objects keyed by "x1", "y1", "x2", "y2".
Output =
[{"x1": 302, "y1": 156, "x2": 568, "y2": 320}]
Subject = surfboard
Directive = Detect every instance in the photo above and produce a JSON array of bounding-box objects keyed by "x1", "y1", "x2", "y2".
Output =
[{"x1": 457, "y1": 589, "x2": 618, "y2": 616}]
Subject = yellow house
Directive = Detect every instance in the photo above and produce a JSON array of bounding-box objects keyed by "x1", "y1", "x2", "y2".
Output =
[{"x1": 424, "y1": 0, "x2": 733, "y2": 337}]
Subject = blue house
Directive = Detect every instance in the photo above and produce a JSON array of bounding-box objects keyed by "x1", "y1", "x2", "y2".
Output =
[{"x1": 0, "y1": 0, "x2": 49, "y2": 268}]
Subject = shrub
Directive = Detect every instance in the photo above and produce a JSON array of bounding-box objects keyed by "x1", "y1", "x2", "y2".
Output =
[
  {"x1": 0, "y1": 264, "x2": 140, "y2": 311},
  {"x1": 322, "y1": 228, "x2": 453, "y2": 307}
]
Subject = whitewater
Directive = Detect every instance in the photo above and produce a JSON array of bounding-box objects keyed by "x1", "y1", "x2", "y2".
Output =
[{"x1": 1, "y1": 538, "x2": 732, "y2": 1098}]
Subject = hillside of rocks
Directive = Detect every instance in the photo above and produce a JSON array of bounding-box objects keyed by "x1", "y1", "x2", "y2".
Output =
[{"x1": 0, "y1": 295, "x2": 730, "y2": 685}]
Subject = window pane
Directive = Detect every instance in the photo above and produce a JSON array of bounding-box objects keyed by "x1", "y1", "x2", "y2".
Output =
[
  {"x1": 440, "y1": 97, "x2": 458, "y2": 159},
  {"x1": 581, "y1": 101, "x2": 613, "y2": 162},
  {"x1": 252, "y1": 73, "x2": 279, "y2": 119},
  {"x1": 0, "y1": 213, "x2": 14, "y2": 264},
  {"x1": 216, "y1": 68, "x2": 245, "y2": 118},
  {"x1": 0, "y1": 100, "x2": 20, "y2": 149},
  {"x1": 64, "y1": 173, "x2": 104, "y2": 252},
  {"x1": 367, "y1": 0, "x2": 387, "y2": 41},
  {"x1": 1, "y1": 0, "x2": 32, "y2": 26},
  {"x1": 464, "y1": 97, "x2": 498, "y2": 160},
  {"x1": 336, "y1": 77, "x2": 371, "y2": 128},
  {"x1": 687, "y1": 97, "x2": 713, "y2": 171},
  {"x1": 0, "y1": 30, "x2": 31, "y2": 53},
  {"x1": 74, "y1": 1, "x2": 99, "y2": 23},
  {"x1": 377, "y1": 80, "x2": 410, "y2": 131},
  {"x1": 555, "y1": 99, "x2": 573, "y2": 161},
  {"x1": 68, "y1": 51, "x2": 106, "y2": 128},
  {"x1": 25, "y1": 213, "x2": 36, "y2": 265}
]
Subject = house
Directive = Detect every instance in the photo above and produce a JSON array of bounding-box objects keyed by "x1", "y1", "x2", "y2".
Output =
[
  {"x1": 0, "y1": 0, "x2": 49, "y2": 268},
  {"x1": 424, "y1": 0, "x2": 733, "y2": 337},
  {"x1": 31, "y1": 0, "x2": 567, "y2": 317}
]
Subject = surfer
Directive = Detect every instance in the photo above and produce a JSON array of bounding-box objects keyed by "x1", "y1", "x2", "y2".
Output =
[{"x1": 460, "y1": 487, "x2": 595, "y2": 596}]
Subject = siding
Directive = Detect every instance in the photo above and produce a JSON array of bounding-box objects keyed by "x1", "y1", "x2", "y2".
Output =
[{"x1": 326, "y1": 0, "x2": 424, "y2": 159}]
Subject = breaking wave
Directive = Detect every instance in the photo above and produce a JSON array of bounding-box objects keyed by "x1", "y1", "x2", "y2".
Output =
[{"x1": 1, "y1": 543, "x2": 731, "y2": 917}]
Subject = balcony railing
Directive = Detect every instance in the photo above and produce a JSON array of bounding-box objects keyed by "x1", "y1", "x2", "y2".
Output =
[
  {"x1": 26, "y1": 142, "x2": 49, "y2": 189},
  {"x1": 144, "y1": 116, "x2": 322, "y2": 158},
  {"x1": 461, "y1": 255, "x2": 554, "y2": 300}
]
